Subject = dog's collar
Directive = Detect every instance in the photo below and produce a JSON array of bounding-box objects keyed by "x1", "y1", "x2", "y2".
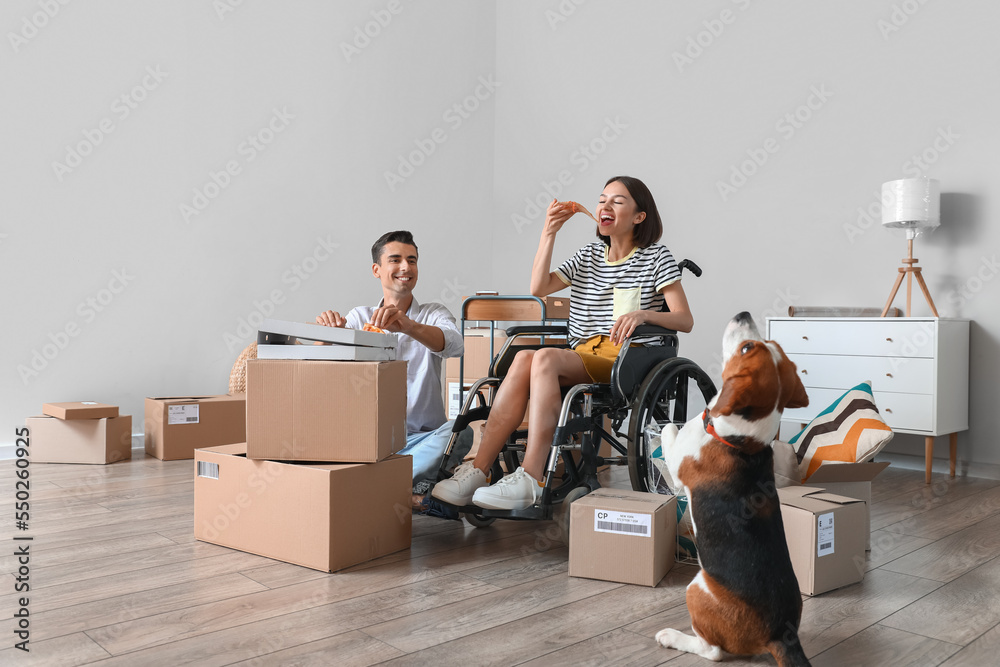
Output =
[{"x1": 702, "y1": 411, "x2": 739, "y2": 449}]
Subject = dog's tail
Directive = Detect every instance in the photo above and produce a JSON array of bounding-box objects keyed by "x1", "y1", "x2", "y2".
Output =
[{"x1": 767, "y1": 635, "x2": 811, "y2": 667}]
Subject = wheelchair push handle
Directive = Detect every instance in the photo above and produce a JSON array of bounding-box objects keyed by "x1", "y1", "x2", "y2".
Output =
[{"x1": 678, "y1": 259, "x2": 702, "y2": 278}]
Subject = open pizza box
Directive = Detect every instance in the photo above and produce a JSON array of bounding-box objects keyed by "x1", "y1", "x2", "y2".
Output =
[{"x1": 256, "y1": 318, "x2": 397, "y2": 361}]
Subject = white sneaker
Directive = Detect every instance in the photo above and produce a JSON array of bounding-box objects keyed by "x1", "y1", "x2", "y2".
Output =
[
  {"x1": 472, "y1": 467, "x2": 543, "y2": 510},
  {"x1": 431, "y1": 462, "x2": 489, "y2": 506}
]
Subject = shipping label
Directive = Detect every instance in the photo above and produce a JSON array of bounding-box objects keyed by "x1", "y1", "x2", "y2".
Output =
[
  {"x1": 168, "y1": 404, "x2": 200, "y2": 425},
  {"x1": 817, "y1": 512, "x2": 835, "y2": 556},
  {"x1": 594, "y1": 509, "x2": 651, "y2": 537}
]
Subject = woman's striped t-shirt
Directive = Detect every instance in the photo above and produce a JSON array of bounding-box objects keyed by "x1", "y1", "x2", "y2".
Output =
[{"x1": 554, "y1": 242, "x2": 682, "y2": 347}]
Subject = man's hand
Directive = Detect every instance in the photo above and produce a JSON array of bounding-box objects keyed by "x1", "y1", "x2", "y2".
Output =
[
  {"x1": 315, "y1": 310, "x2": 346, "y2": 328},
  {"x1": 370, "y1": 305, "x2": 413, "y2": 334}
]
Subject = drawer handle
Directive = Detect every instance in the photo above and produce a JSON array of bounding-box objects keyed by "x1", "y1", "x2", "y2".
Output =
[
  {"x1": 886, "y1": 373, "x2": 893, "y2": 378},
  {"x1": 884, "y1": 408, "x2": 893, "y2": 414},
  {"x1": 801, "y1": 336, "x2": 808, "y2": 340},
  {"x1": 800, "y1": 369, "x2": 808, "y2": 375},
  {"x1": 886, "y1": 337, "x2": 893, "y2": 342}
]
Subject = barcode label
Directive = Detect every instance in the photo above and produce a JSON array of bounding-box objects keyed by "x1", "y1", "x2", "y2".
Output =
[
  {"x1": 594, "y1": 509, "x2": 651, "y2": 537},
  {"x1": 168, "y1": 404, "x2": 200, "y2": 425},
  {"x1": 817, "y1": 512, "x2": 835, "y2": 557},
  {"x1": 197, "y1": 461, "x2": 219, "y2": 479}
]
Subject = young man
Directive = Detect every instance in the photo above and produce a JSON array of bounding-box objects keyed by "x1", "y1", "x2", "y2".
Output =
[{"x1": 316, "y1": 230, "x2": 472, "y2": 500}]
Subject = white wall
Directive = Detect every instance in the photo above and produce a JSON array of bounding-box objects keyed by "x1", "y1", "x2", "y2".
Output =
[
  {"x1": 1, "y1": 0, "x2": 496, "y2": 442},
  {"x1": 492, "y1": 0, "x2": 1000, "y2": 472},
  {"x1": 3, "y1": 1, "x2": 998, "y2": 472}
]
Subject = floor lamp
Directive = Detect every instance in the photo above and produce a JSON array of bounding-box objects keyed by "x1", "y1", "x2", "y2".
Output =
[{"x1": 880, "y1": 177, "x2": 940, "y2": 317}]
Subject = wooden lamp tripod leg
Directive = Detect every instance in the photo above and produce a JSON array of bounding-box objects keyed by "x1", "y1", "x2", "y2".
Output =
[
  {"x1": 881, "y1": 269, "x2": 906, "y2": 317},
  {"x1": 913, "y1": 268, "x2": 940, "y2": 316}
]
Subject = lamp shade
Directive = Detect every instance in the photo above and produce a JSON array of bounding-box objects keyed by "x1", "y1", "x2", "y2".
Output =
[{"x1": 882, "y1": 177, "x2": 940, "y2": 230}]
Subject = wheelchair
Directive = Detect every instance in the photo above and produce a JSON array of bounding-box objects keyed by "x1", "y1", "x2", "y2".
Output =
[{"x1": 434, "y1": 260, "x2": 717, "y2": 527}]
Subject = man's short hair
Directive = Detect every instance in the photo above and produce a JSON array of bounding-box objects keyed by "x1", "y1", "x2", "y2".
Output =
[{"x1": 371, "y1": 230, "x2": 418, "y2": 264}]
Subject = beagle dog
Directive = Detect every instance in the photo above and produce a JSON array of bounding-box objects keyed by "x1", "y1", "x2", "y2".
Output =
[{"x1": 655, "y1": 311, "x2": 811, "y2": 666}]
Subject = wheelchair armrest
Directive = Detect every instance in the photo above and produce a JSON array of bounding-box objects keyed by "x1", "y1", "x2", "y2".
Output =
[
  {"x1": 504, "y1": 325, "x2": 569, "y2": 337},
  {"x1": 631, "y1": 324, "x2": 677, "y2": 338}
]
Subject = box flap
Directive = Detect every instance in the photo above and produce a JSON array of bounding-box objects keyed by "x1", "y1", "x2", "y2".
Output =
[
  {"x1": 808, "y1": 460, "x2": 890, "y2": 483},
  {"x1": 777, "y1": 486, "x2": 817, "y2": 500},
  {"x1": 779, "y1": 486, "x2": 865, "y2": 511},
  {"x1": 148, "y1": 396, "x2": 218, "y2": 402},
  {"x1": 807, "y1": 491, "x2": 866, "y2": 506},
  {"x1": 197, "y1": 442, "x2": 248, "y2": 456},
  {"x1": 578, "y1": 488, "x2": 674, "y2": 511}
]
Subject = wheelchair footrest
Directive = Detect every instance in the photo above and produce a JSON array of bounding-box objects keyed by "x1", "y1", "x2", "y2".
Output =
[
  {"x1": 445, "y1": 502, "x2": 553, "y2": 521},
  {"x1": 597, "y1": 455, "x2": 628, "y2": 467}
]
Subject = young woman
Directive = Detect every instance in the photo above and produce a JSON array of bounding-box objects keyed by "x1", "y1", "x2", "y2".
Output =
[{"x1": 432, "y1": 176, "x2": 694, "y2": 510}]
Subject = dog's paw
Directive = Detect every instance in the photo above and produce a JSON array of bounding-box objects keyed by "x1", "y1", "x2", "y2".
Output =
[
  {"x1": 659, "y1": 422, "x2": 679, "y2": 447},
  {"x1": 655, "y1": 628, "x2": 682, "y2": 649}
]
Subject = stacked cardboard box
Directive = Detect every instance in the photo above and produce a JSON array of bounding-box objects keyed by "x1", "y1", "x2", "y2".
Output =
[
  {"x1": 194, "y1": 322, "x2": 412, "y2": 573},
  {"x1": 26, "y1": 402, "x2": 132, "y2": 464}
]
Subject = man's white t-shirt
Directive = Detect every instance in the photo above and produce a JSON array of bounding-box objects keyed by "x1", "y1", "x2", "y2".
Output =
[{"x1": 346, "y1": 298, "x2": 463, "y2": 434}]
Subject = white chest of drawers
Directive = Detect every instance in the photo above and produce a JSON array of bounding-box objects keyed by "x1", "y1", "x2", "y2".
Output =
[{"x1": 766, "y1": 317, "x2": 970, "y2": 483}]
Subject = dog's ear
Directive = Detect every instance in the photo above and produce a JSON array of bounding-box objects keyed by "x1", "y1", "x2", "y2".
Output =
[
  {"x1": 711, "y1": 372, "x2": 754, "y2": 418},
  {"x1": 773, "y1": 341, "x2": 809, "y2": 411}
]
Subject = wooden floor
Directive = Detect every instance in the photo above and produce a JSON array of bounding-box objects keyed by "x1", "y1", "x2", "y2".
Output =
[{"x1": 2, "y1": 456, "x2": 1000, "y2": 667}]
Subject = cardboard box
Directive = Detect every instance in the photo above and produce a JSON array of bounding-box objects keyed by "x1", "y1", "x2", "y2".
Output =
[
  {"x1": 445, "y1": 331, "x2": 508, "y2": 382},
  {"x1": 541, "y1": 295, "x2": 570, "y2": 319},
  {"x1": 779, "y1": 486, "x2": 867, "y2": 596},
  {"x1": 194, "y1": 443, "x2": 411, "y2": 572},
  {"x1": 26, "y1": 415, "x2": 132, "y2": 464},
  {"x1": 246, "y1": 360, "x2": 406, "y2": 462},
  {"x1": 569, "y1": 488, "x2": 676, "y2": 587},
  {"x1": 42, "y1": 402, "x2": 119, "y2": 420},
  {"x1": 145, "y1": 395, "x2": 247, "y2": 461},
  {"x1": 806, "y1": 461, "x2": 890, "y2": 551}
]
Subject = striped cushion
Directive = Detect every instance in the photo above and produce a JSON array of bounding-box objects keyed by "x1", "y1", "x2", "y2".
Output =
[{"x1": 789, "y1": 380, "x2": 894, "y2": 482}]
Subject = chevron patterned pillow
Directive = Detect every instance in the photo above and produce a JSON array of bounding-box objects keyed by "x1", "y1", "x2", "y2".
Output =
[{"x1": 789, "y1": 380, "x2": 894, "y2": 482}]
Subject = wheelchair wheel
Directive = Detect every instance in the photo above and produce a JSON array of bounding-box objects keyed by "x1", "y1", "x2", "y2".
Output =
[
  {"x1": 557, "y1": 485, "x2": 591, "y2": 542},
  {"x1": 627, "y1": 358, "x2": 717, "y2": 494},
  {"x1": 463, "y1": 513, "x2": 496, "y2": 528}
]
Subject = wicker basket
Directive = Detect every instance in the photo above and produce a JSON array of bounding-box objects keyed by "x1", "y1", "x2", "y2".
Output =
[{"x1": 229, "y1": 342, "x2": 257, "y2": 394}]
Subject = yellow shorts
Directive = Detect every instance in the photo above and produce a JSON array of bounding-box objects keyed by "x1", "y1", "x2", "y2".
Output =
[{"x1": 573, "y1": 335, "x2": 626, "y2": 383}]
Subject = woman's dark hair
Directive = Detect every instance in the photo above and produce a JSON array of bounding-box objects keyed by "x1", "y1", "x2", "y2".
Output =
[
  {"x1": 371, "y1": 230, "x2": 418, "y2": 264},
  {"x1": 597, "y1": 176, "x2": 663, "y2": 248}
]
